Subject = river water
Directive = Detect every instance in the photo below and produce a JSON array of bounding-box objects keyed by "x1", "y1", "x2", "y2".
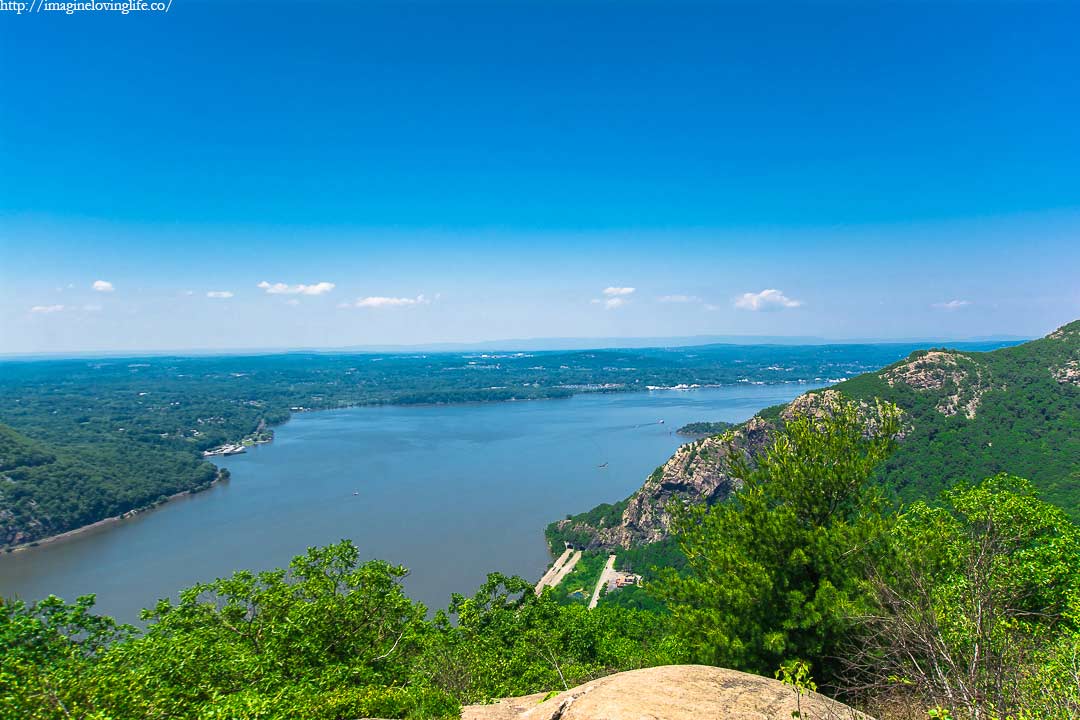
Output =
[{"x1": 0, "y1": 384, "x2": 823, "y2": 623}]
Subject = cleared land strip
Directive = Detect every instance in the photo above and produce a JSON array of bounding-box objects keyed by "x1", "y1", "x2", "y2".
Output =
[
  {"x1": 535, "y1": 549, "x2": 581, "y2": 595},
  {"x1": 535, "y1": 547, "x2": 572, "y2": 591},
  {"x1": 588, "y1": 554, "x2": 618, "y2": 609}
]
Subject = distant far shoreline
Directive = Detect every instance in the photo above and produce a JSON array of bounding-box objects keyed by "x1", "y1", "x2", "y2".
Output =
[{"x1": 0, "y1": 336, "x2": 1031, "y2": 361}]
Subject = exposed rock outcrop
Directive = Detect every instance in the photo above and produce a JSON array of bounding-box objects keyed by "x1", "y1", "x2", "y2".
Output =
[
  {"x1": 1047, "y1": 322, "x2": 1078, "y2": 341},
  {"x1": 0, "y1": 501, "x2": 48, "y2": 548},
  {"x1": 552, "y1": 415, "x2": 774, "y2": 549},
  {"x1": 552, "y1": 389, "x2": 900, "y2": 551},
  {"x1": 462, "y1": 665, "x2": 873, "y2": 720},
  {"x1": 881, "y1": 350, "x2": 997, "y2": 419},
  {"x1": 1051, "y1": 359, "x2": 1080, "y2": 387}
]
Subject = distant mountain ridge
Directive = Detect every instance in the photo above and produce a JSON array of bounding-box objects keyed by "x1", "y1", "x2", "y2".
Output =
[
  {"x1": 1, "y1": 334, "x2": 1031, "y2": 359},
  {"x1": 549, "y1": 319, "x2": 1080, "y2": 550}
]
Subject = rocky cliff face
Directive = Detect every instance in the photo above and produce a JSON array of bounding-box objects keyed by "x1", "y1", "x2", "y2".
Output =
[
  {"x1": 551, "y1": 390, "x2": 890, "y2": 551},
  {"x1": 1048, "y1": 322, "x2": 1080, "y2": 386},
  {"x1": 552, "y1": 415, "x2": 775, "y2": 549},
  {"x1": 0, "y1": 505, "x2": 45, "y2": 548},
  {"x1": 550, "y1": 320, "x2": 1080, "y2": 550}
]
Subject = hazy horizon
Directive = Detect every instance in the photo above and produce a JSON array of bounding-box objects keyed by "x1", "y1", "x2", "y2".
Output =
[{"x1": 0, "y1": 329, "x2": 1039, "y2": 361}]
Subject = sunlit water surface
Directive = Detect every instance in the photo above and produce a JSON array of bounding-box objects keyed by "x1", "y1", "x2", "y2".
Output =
[{"x1": 0, "y1": 384, "x2": 824, "y2": 623}]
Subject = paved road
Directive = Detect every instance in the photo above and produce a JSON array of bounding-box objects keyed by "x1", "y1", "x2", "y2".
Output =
[
  {"x1": 588, "y1": 554, "x2": 617, "y2": 609},
  {"x1": 534, "y1": 547, "x2": 572, "y2": 592},
  {"x1": 535, "y1": 548, "x2": 581, "y2": 595}
]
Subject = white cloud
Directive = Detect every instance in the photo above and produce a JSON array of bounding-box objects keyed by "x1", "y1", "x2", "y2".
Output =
[
  {"x1": 342, "y1": 294, "x2": 431, "y2": 308},
  {"x1": 28, "y1": 304, "x2": 101, "y2": 314},
  {"x1": 602, "y1": 287, "x2": 635, "y2": 297},
  {"x1": 933, "y1": 299, "x2": 971, "y2": 311},
  {"x1": 92, "y1": 280, "x2": 114, "y2": 293},
  {"x1": 658, "y1": 294, "x2": 700, "y2": 304},
  {"x1": 733, "y1": 288, "x2": 803, "y2": 311},
  {"x1": 257, "y1": 280, "x2": 336, "y2": 296},
  {"x1": 285, "y1": 299, "x2": 300, "y2": 306},
  {"x1": 207, "y1": 291, "x2": 234, "y2": 299},
  {"x1": 591, "y1": 286, "x2": 635, "y2": 309},
  {"x1": 591, "y1": 297, "x2": 627, "y2": 310}
]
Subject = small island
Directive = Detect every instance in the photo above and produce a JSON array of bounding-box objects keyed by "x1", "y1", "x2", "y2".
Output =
[{"x1": 676, "y1": 420, "x2": 734, "y2": 437}]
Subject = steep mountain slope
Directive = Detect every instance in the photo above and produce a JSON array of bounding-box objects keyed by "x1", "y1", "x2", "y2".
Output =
[
  {"x1": 550, "y1": 320, "x2": 1079, "y2": 550},
  {"x1": 839, "y1": 319, "x2": 1078, "y2": 509}
]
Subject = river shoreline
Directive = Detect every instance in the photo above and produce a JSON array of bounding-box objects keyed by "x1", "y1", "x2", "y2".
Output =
[
  {"x1": 1, "y1": 381, "x2": 833, "y2": 556},
  {"x1": 0, "y1": 383, "x2": 826, "y2": 623},
  {"x1": 2, "y1": 469, "x2": 230, "y2": 555}
]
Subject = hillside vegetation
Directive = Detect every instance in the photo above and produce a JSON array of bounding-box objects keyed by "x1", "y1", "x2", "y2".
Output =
[
  {"x1": 3, "y1": 395, "x2": 1078, "y2": 720},
  {"x1": 675, "y1": 420, "x2": 733, "y2": 436},
  {"x1": 550, "y1": 320, "x2": 1079, "y2": 552},
  {"x1": 842, "y1": 320, "x2": 1079, "y2": 511}
]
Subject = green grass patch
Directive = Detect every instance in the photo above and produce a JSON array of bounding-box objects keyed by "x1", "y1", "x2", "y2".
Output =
[{"x1": 555, "y1": 552, "x2": 608, "y2": 605}]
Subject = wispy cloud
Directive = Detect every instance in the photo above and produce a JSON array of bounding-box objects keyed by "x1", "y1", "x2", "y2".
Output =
[
  {"x1": 932, "y1": 299, "x2": 971, "y2": 311},
  {"x1": 603, "y1": 287, "x2": 635, "y2": 297},
  {"x1": 734, "y1": 288, "x2": 803, "y2": 311},
  {"x1": 657, "y1": 294, "x2": 701, "y2": 304},
  {"x1": 592, "y1": 286, "x2": 635, "y2": 309},
  {"x1": 257, "y1": 280, "x2": 336, "y2": 296},
  {"x1": 30, "y1": 304, "x2": 103, "y2": 314},
  {"x1": 207, "y1": 291, "x2": 234, "y2": 299},
  {"x1": 340, "y1": 294, "x2": 431, "y2": 309},
  {"x1": 592, "y1": 297, "x2": 627, "y2": 310},
  {"x1": 285, "y1": 298, "x2": 300, "y2": 306},
  {"x1": 92, "y1": 280, "x2": 114, "y2": 293}
]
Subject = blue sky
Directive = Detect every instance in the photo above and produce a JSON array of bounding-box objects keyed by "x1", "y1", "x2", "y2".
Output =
[{"x1": 2, "y1": 1, "x2": 1078, "y2": 352}]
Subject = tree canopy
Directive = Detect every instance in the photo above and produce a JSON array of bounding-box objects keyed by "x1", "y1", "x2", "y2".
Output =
[{"x1": 655, "y1": 397, "x2": 902, "y2": 681}]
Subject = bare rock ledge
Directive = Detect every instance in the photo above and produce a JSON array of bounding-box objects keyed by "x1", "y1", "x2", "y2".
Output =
[{"x1": 462, "y1": 665, "x2": 872, "y2": 720}]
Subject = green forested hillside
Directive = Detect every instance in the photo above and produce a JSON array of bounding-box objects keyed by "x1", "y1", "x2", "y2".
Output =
[
  {"x1": 837, "y1": 319, "x2": 1079, "y2": 515},
  {"x1": 550, "y1": 320, "x2": 1079, "y2": 553},
  {"x1": 676, "y1": 420, "x2": 733, "y2": 436},
  {"x1": 0, "y1": 424, "x2": 219, "y2": 547}
]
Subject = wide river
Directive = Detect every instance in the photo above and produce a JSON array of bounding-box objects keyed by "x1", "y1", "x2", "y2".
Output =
[{"x1": 0, "y1": 384, "x2": 823, "y2": 623}]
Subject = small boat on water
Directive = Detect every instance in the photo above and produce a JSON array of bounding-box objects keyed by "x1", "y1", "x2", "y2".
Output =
[
  {"x1": 598, "y1": 462, "x2": 608, "y2": 469},
  {"x1": 352, "y1": 491, "x2": 359, "y2": 496},
  {"x1": 658, "y1": 419, "x2": 665, "y2": 424}
]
